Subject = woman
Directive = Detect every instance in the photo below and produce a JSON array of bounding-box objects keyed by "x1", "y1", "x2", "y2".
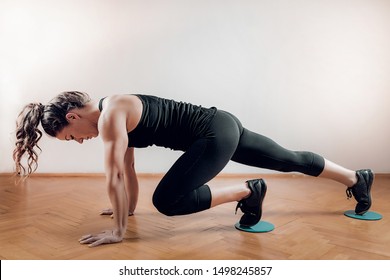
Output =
[{"x1": 14, "y1": 91, "x2": 373, "y2": 247}]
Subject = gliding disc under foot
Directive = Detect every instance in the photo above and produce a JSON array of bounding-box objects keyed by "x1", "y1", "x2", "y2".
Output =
[
  {"x1": 235, "y1": 221, "x2": 274, "y2": 233},
  {"x1": 344, "y1": 210, "x2": 382, "y2": 221}
]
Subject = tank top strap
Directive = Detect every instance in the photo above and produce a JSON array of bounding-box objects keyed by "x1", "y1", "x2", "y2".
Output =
[{"x1": 98, "y1": 97, "x2": 106, "y2": 112}]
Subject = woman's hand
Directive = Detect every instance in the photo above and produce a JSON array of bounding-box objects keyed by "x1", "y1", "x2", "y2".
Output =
[
  {"x1": 79, "y1": 229, "x2": 123, "y2": 247},
  {"x1": 100, "y1": 208, "x2": 134, "y2": 218}
]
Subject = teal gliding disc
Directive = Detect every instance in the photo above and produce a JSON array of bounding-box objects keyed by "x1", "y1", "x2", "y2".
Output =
[
  {"x1": 235, "y1": 221, "x2": 274, "y2": 233},
  {"x1": 344, "y1": 210, "x2": 382, "y2": 221}
]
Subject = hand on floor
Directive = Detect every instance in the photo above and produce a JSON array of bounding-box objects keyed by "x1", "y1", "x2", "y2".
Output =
[
  {"x1": 100, "y1": 208, "x2": 134, "y2": 218},
  {"x1": 79, "y1": 229, "x2": 123, "y2": 247}
]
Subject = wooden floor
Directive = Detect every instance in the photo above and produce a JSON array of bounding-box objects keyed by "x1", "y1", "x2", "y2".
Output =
[{"x1": 0, "y1": 173, "x2": 389, "y2": 260}]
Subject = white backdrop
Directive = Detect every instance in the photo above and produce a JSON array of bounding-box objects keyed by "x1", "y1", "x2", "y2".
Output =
[{"x1": 1, "y1": 0, "x2": 389, "y2": 174}]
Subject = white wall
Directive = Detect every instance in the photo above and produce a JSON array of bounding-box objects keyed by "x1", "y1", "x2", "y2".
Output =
[{"x1": 1, "y1": 0, "x2": 389, "y2": 174}]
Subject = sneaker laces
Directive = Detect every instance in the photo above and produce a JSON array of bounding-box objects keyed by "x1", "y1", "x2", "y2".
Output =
[
  {"x1": 235, "y1": 201, "x2": 257, "y2": 216},
  {"x1": 235, "y1": 202, "x2": 242, "y2": 214},
  {"x1": 346, "y1": 187, "x2": 353, "y2": 199}
]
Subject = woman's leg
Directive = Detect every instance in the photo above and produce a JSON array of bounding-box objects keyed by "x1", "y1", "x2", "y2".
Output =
[
  {"x1": 209, "y1": 183, "x2": 250, "y2": 208},
  {"x1": 230, "y1": 118, "x2": 372, "y2": 214},
  {"x1": 230, "y1": 126, "x2": 359, "y2": 187},
  {"x1": 231, "y1": 127, "x2": 326, "y2": 176},
  {"x1": 229, "y1": 117, "x2": 357, "y2": 184},
  {"x1": 319, "y1": 159, "x2": 357, "y2": 187},
  {"x1": 152, "y1": 111, "x2": 246, "y2": 216}
]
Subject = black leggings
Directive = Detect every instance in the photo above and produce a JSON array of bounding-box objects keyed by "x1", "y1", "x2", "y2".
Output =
[{"x1": 152, "y1": 110, "x2": 325, "y2": 216}]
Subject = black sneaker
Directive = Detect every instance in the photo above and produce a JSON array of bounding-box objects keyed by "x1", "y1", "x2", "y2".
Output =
[
  {"x1": 346, "y1": 169, "x2": 374, "y2": 215},
  {"x1": 235, "y1": 179, "x2": 267, "y2": 227}
]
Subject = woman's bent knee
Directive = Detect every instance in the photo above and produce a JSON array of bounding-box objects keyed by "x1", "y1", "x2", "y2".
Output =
[{"x1": 152, "y1": 192, "x2": 177, "y2": 216}]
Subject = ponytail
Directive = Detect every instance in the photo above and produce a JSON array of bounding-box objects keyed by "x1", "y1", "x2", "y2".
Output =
[
  {"x1": 13, "y1": 91, "x2": 91, "y2": 176},
  {"x1": 13, "y1": 103, "x2": 45, "y2": 176}
]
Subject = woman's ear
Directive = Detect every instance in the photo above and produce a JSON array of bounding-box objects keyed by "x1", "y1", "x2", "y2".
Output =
[{"x1": 65, "y1": 112, "x2": 80, "y2": 122}]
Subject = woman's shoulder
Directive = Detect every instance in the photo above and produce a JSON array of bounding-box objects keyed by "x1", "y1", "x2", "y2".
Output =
[
  {"x1": 105, "y1": 94, "x2": 139, "y2": 104},
  {"x1": 100, "y1": 94, "x2": 143, "y2": 132}
]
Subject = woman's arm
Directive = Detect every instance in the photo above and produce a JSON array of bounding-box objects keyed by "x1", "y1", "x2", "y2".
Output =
[
  {"x1": 100, "y1": 146, "x2": 139, "y2": 217},
  {"x1": 104, "y1": 135, "x2": 129, "y2": 238},
  {"x1": 79, "y1": 106, "x2": 129, "y2": 247},
  {"x1": 124, "y1": 147, "x2": 139, "y2": 215}
]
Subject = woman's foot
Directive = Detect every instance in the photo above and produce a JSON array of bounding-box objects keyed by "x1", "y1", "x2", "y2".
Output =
[
  {"x1": 346, "y1": 169, "x2": 374, "y2": 215},
  {"x1": 235, "y1": 179, "x2": 267, "y2": 227}
]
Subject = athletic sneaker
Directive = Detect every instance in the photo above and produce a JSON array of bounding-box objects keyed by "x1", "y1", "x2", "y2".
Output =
[
  {"x1": 346, "y1": 169, "x2": 374, "y2": 215},
  {"x1": 235, "y1": 179, "x2": 267, "y2": 227}
]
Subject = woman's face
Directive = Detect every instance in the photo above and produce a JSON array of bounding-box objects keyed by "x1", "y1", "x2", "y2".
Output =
[{"x1": 56, "y1": 113, "x2": 98, "y2": 144}]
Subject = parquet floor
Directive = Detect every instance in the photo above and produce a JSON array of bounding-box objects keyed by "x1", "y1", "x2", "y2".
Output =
[{"x1": 0, "y1": 173, "x2": 389, "y2": 260}]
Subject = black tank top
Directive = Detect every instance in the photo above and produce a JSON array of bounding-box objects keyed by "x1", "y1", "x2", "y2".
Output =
[{"x1": 99, "y1": 95, "x2": 217, "y2": 151}]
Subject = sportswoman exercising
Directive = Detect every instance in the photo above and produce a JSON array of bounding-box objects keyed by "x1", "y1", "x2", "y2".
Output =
[{"x1": 13, "y1": 91, "x2": 373, "y2": 247}]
